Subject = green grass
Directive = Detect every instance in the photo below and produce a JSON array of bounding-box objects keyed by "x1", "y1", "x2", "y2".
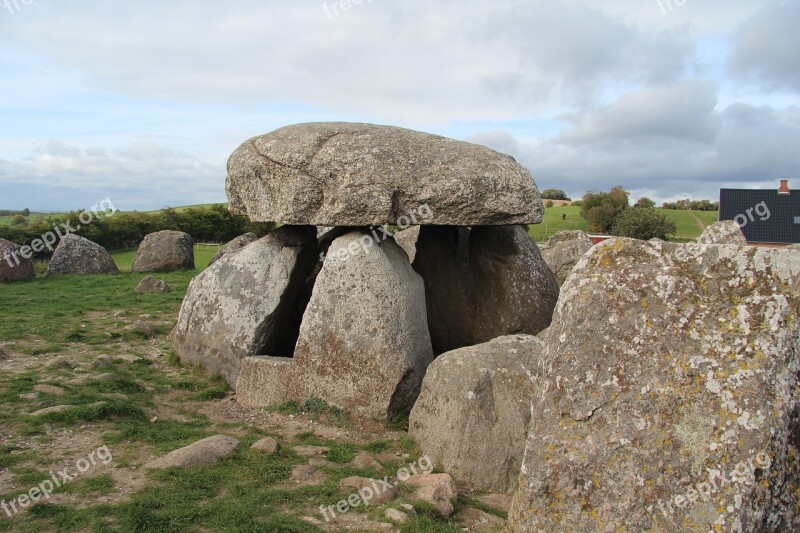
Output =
[
  {"x1": 111, "y1": 247, "x2": 217, "y2": 272},
  {"x1": 528, "y1": 205, "x2": 718, "y2": 243}
]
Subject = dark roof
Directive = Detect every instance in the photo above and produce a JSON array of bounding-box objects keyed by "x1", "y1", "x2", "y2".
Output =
[{"x1": 719, "y1": 188, "x2": 800, "y2": 244}]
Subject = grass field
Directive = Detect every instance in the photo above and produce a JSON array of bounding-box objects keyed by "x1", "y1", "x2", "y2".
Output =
[
  {"x1": 528, "y1": 205, "x2": 718, "y2": 242},
  {"x1": 110, "y1": 248, "x2": 218, "y2": 272}
]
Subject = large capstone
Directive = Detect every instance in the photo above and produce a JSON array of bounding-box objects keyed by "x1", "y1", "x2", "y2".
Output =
[
  {"x1": 508, "y1": 238, "x2": 800, "y2": 532},
  {"x1": 132, "y1": 230, "x2": 195, "y2": 272},
  {"x1": 0, "y1": 238, "x2": 35, "y2": 283},
  {"x1": 46, "y1": 234, "x2": 119, "y2": 275},
  {"x1": 172, "y1": 226, "x2": 318, "y2": 387},
  {"x1": 237, "y1": 230, "x2": 434, "y2": 419},
  {"x1": 409, "y1": 335, "x2": 543, "y2": 493},
  {"x1": 225, "y1": 122, "x2": 543, "y2": 226},
  {"x1": 412, "y1": 225, "x2": 558, "y2": 354}
]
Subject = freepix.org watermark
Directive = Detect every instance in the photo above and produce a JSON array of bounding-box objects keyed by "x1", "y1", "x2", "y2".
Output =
[
  {"x1": 3, "y1": 0, "x2": 35, "y2": 15},
  {"x1": 2, "y1": 197, "x2": 117, "y2": 269},
  {"x1": 319, "y1": 203, "x2": 434, "y2": 263},
  {"x1": 1, "y1": 445, "x2": 113, "y2": 518},
  {"x1": 650, "y1": 451, "x2": 771, "y2": 519},
  {"x1": 322, "y1": 0, "x2": 372, "y2": 20},
  {"x1": 319, "y1": 455, "x2": 433, "y2": 522}
]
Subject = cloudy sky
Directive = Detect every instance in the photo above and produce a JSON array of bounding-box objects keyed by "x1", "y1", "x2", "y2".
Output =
[{"x1": 0, "y1": 0, "x2": 798, "y2": 211}]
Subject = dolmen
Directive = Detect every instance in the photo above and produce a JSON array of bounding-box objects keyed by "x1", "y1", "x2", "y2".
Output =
[{"x1": 172, "y1": 122, "x2": 558, "y2": 420}]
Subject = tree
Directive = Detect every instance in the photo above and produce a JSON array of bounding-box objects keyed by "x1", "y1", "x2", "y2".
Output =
[
  {"x1": 634, "y1": 197, "x2": 655, "y2": 209},
  {"x1": 542, "y1": 189, "x2": 569, "y2": 200},
  {"x1": 580, "y1": 186, "x2": 629, "y2": 233},
  {"x1": 611, "y1": 208, "x2": 677, "y2": 241},
  {"x1": 545, "y1": 200, "x2": 554, "y2": 208}
]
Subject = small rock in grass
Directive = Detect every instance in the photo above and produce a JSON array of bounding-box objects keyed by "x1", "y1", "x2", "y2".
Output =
[
  {"x1": 46, "y1": 356, "x2": 72, "y2": 369},
  {"x1": 400, "y1": 504, "x2": 416, "y2": 515},
  {"x1": 126, "y1": 321, "x2": 157, "y2": 338},
  {"x1": 134, "y1": 276, "x2": 171, "y2": 294},
  {"x1": 292, "y1": 445, "x2": 330, "y2": 457},
  {"x1": 384, "y1": 508, "x2": 409, "y2": 524},
  {"x1": 19, "y1": 393, "x2": 39, "y2": 401},
  {"x1": 349, "y1": 452, "x2": 383, "y2": 471},
  {"x1": 250, "y1": 437, "x2": 278, "y2": 454},
  {"x1": 145, "y1": 435, "x2": 239, "y2": 469},
  {"x1": 404, "y1": 473, "x2": 457, "y2": 517},
  {"x1": 308, "y1": 457, "x2": 335, "y2": 468},
  {"x1": 93, "y1": 373, "x2": 119, "y2": 383},
  {"x1": 91, "y1": 354, "x2": 114, "y2": 369},
  {"x1": 115, "y1": 354, "x2": 143, "y2": 364},
  {"x1": 291, "y1": 465, "x2": 321, "y2": 482},
  {"x1": 338, "y1": 476, "x2": 398, "y2": 505},
  {"x1": 33, "y1": 384, "x2": 65, "y2": 396},
  {"x1": 28, "y1": 405, "x2": 75, "y2": 417},
  {"x1": 455, "y1": 508, "x2": 505, "y2": 531}
]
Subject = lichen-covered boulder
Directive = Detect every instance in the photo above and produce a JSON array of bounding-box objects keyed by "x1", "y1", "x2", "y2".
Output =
[
  {"x1": 538, "y1": 230, "x2": 593, "y2": 284},
  {"x1": 226, "y1": 122, "x2": 544, "y2": 226},
  {"x1": 0, "y1": 238, "x2": 34, "y2": 283},
  {"x1": 508, "y1": 238, "x2": 800, "y2": 532},
  {"x1": 209, "y1": 232, "x2": 257, "y2": 266},
  {"x1": 46, "y1": 234, "x2": 118, "y2": 275},
  {"x1": 698, "y1": 220, "x2": 747, "y2": 245},
  {"x1": 412, "y1": 225, "x2": 558, "y2": 354},
  {"x1": 172, "y1": 226, "x2": 318, "y2": 386},
  {"x1": 237, "y1": 230, "x2": 434, "y2": 419},
  {"x1": 131, "y1": 231, "x2": 194, "y2": 272},
  {"x1": 409, "y1": 335, "x2": 543, "y2": 493}
]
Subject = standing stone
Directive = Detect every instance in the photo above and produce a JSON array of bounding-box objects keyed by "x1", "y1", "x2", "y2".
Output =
[
  {"x1": 172, "y1": 226, "x2": 317, "y2": 387},
  {"x1": 131, "y1": 231, "x2": 195, "y2": 272},
  {"x1": 413, "y1": 225, "x2": 558, "y2": 354},
  {"x1": 237, "y1": 230, "x2": 434, "y2": 419},
  {"x1": 508, "y1": 239, "x2": 800, "y2": 532},
  {"x1": 0, "y1": 238, "x2": 35, "y2": 283},
  {"x1": 538, "y1": 230, "x2": 593, "y2": 284},
  {"x1": 698, "y1": 220, "x2": 747, "y2": 245},
  {"x1": 209, "y1": 232, "x2": 257, "y2": 266},
  {"x1": 409, "y1": 335, "x2": 543, "y2": 493},
  {"x1": 46, "y1": 234, "x2": 119, "y2": 275},
  {"x1": 226, "y1": 122, "x2": 544, "y2": 226}
]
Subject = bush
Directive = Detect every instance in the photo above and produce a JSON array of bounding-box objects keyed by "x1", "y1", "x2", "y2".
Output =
[
  {"x1": 545, "y1": 200, "x2": 554, "y2": 208},
  {"x1": 611, "y1": 208, "x2": 677, "y2": 241}
]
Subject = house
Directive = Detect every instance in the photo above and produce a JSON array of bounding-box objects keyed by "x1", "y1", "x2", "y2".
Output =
[{"x1": 719, "y1": 180, "x2": 800, "y2": 245}]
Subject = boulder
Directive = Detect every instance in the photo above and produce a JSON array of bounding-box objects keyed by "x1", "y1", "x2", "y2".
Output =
[
  {"x1": 172, "y1": 226, "x2": 318, "y2": 387},
  {"x1": 134, "y1": 275, "x2": 171, "y2": 294},
  {"x1": 404, "y1": 473, "x2": 457, "y2": 517},
  {"x1": 413, "y1": 225, "x2": 558, "y2": 354},
  {"x1": 237, "y1": 230, "x2": 434, "y2": 419},
  {"x1": 131, "y1": 230, "x2": 195, "y2": 272},
  {"x1": 698, "y1": 220, "x2": 747, "y2": 245},
  {"x1": 538, "y1": 230, "x2": 593, "y2": 284},
  {"x1": 409, "y1": 335, "x2": 543, "y2": 493},
  {"x1": 0, "y1": 238, "x2": 35, "y2": 283},
  {"x1": 787, "y1": 243, "x2": 800, "y2": 251},
  {"x1": 226, "y1": 122, "x2": 543, "y2": 226},
  {"x1": 146, "y1": 435, "x2": 239, "y2": 469},
  {"x1": 508, "y1": 239, "x2": 800, "y2": 532},
  {"x1": 46, "y1": 234, "x2": 118, "y2": 276},
  {"x1": 209, "y1": 232, "x2": 257, "y2": 266},
  {"x1": 338, "y1": 476, "x2": 398, "y2": 505},
  {"x1": 251, "y1": 437, "x2": 279, "y2": 453}
]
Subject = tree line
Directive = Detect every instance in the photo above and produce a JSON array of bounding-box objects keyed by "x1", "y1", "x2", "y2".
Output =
[{"x1": 0, "y1": 204, "x2": 275, "y2": 258}]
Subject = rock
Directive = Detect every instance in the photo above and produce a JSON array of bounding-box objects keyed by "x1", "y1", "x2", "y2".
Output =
[
  {"x1": 33, "y1": 384, "x2": 65, "y2": 396},
  {"x1": 91, "y1": 354, "x2": 114, "y2": 369},
  {"x1": 508, "y1": 239, "x2": 800, "y2": 532},
  {"x1": 538, "y1": 230, "x2": 593, "y2": 284},
  {"x1": 250, "y1": 437, "x2": 278, "y2": 453},
  {"x1": 46, "y1": 356, "x2": 72, "y2": 369},
  {"x1": 115, "y1": 354, "x2": 143, "y2": 364},
  {"x1": 19, "y1": 393, "x2": 39, "y2": 401},
  {"x1": 404, "y1": 473, "x2": 457, "y2": 517},
  {"x1": 134, "y1": 275, "x2": 171, "y2": 294},
  {"x1": 697, "y1": 220, "x2": 748, "y2": 245},
  {"x1": 292, "y1": 445, "x2": 330, "y2": 458},
  {"x1": 384, "y1": 508, "x2": 409, "y2": 524},
  {"x1": 455, "y1": 508, "x2": 505, "y2": 531},
  {"x1": 308, "y1": 457, "x2": 335, "y2": 468},
  {"x1": 209, "y1": 232, "x2": 257, "y2": 266},
  {"x1": 172, "y1": 226, "x2": 318, "y2": 387},
  {"x1": 131, "y1": 230, "x2": 194, "y2": 273},
  {"x1": 126, "y1": 321, "x2": 157, "y2": 338},
  {"x1": 291, "y1": 465, "x2": 325, "y2": 485},
  {"x1": 237, "y1": 231, "x2": 434, "y2": 419},
  {"x1": 0, "y1": 238, "x2": 35, "y2": 283},
  {"x1": 46, "y1": 234, "x2": 119, "y2": 276},
  {"x1": 226, "y1": 122, "x2": 544, "y2": 226},
  {"x1": 476, "y1": 493, "x2": 512, "y2": 513},
  {"x1": 145, "y1": 435, "x2": 239, "y2": 469},
  {"x1": 393, "y1": 226, "x2": 421, "y2": 262},
  {"x1": 28, "y1": 405, "x2": 75, "y2": 416},
  {"x1": 413, "y1": 225, "x2": 558, "y2": 354},
  {"x1": 92, "y1": 373, "x2": 118, "y2": 383},
  {"x1": 338, "y1": 476, "x2": 398, "y2": 505},
  {"x1": 350, "y1": 452, "x2": 383, "y2": 471},
  {"x1": 787, "y1": 243, "x2": 800, "y2": 251},
  {"x1": 409, "y1": 335, "x2": 542, "y2": 493}
]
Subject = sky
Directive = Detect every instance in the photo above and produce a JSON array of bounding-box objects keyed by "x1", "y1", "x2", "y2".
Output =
[{"x1": 0, "y1": 0, "x2": 798, "y2": 212}]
